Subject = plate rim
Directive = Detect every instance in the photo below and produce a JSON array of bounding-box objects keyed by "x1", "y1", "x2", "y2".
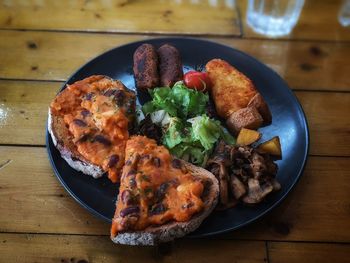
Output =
[{"x1": 46, "y1": 37, "x2": 310, "y2": 237}]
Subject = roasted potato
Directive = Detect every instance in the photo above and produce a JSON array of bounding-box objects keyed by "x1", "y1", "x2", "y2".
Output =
[
  {"x1": 257, "y1": 136, "x2": 282, "y2": 157},
  {"x1": 248, "y1": 93, "x2": 272, "y2": 125},
  {"x1": 236, "y1": 128, "x2": 262, "y2": 146},
  {"x1": 226, "y1": 106, "x2": 263, "y2": 135}
]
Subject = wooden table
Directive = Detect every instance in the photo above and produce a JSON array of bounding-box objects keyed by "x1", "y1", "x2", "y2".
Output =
[{"x1": 0, "y1": 0, "x2": 349, "y2": 262}]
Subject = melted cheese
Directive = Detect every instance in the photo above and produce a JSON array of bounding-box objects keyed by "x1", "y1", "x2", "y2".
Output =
[
  {"x1": 50, "y1": 75, "x2": 135, "y2": 183},
  {"x1": 111, "y1": 136, "x2": 204, "y2": 235}
]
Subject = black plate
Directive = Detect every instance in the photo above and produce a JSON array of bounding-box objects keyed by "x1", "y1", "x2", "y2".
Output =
[{"x1": 46, "y1": 37, "x2": 309, "y2": 237}]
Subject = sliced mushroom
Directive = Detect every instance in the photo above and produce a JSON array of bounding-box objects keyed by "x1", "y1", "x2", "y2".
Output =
[
  {"x1": 250, "y1": 152, "x2": 267, "y2": 179},
  {"x1": 230, "y1": 175, "x2": 247, "y2": 200},
  {"x1": 218, "y1": 163, "x2": 229, "y2": 205},
  {"x1": 207, "y1": 144, "x2": 232, "y2": 207},
  {"x1": 242, "y1": 178, "x2": 273, "y2": 204}
]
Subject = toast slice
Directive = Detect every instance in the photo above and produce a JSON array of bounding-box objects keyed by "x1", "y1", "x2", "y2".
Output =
[
  {"x1": 48, "y1": 107, "x2": 104, "y2": 178},
  {"x1": 48, "y1": 75, "x2": 136, "y2": 182},
  {"x1": 111, "y1": 136, "x2": 219, "y2": 245}
]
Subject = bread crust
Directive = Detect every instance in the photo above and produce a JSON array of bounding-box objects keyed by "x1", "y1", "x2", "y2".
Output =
[
  {"x1": 48, "y1": 107, "x2": 105, "y2": 178},
  {"x1": 111, "y1": 161, "x2": 219, "y2": 245}
]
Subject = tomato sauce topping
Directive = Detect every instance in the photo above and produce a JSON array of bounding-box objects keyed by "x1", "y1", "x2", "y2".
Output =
[
  {"x1": 111, "y1": 136, "x2": 204, "y2": 235},
  {"x1": 50, "y1": 75, "x2": 136, "y2": 183}
]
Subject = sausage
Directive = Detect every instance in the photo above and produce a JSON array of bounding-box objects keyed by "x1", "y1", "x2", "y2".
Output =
[
  {"x1": 133, "y1": 44, "x2": 159, "y2": 90},
  {"x1": 157, "y1": 44, "x2": 183, "y2": 87}
]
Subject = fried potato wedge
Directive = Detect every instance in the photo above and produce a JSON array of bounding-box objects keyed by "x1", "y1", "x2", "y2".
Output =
[
  {"x1": 236, "y1": 128, "x2": 262, "y2": 146},
  {"x1": 226, "y1": 106, "x2": 263, "y2": 135},
  {"x1": 257, "y1": 136, "x2": 282, "y2": 157},
  {"x1": 248, "y1": 93, "x2": 272, "y2": 125}
]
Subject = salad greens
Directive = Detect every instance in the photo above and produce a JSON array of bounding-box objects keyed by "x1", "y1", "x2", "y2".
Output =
[
  {"x1": 142, "y1": 81, "x2": 235, "y2": 166},
  {"x1": 143, "y1": 82, "x2": 209, "y2": 119}
]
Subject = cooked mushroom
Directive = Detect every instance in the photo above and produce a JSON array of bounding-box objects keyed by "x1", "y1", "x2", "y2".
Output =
[
  {"x1": 218, "y1": 163, "x2": 229, "y2": 205},
  {"x1": 242, "y1": 178, "x2": 273, "y2": 204},
  {"x1": 230, "y1": 175, "x2": 246, "y2": 200},
  {"x1": 208, "y1": 141, "x2": 281, "y2": 209},
  {"x1": 206, "y1": 141, "x2": 232, "y2": 206},
  {"x1": 250, "y1": 152, "x2": 267, "y2": 179}
]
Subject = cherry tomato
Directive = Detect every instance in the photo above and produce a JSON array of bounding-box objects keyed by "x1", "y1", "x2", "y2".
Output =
[{"x1": 183, "y1": 71, "x2": 212, "y2": 92}]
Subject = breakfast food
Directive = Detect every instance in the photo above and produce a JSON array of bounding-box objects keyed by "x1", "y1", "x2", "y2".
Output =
[
  {"x1": 184, "y1": 70, "x2": 212, "y2": 91},
  {"x1": 206, "y1": 59, "x2": 271, "y2": 134},
  {"x1": 257, "y1": 136, "x2": 282, "y2": 157},
  {"x1": 207, "y1": 141, "x2": 280, "y2": 209},
  {"x1": 49, "y1": 75, "x2": 136, "y2": 183},
  {"x1": 49, "y1": 42, "x2": 283, "y2": 246},
  {"x1": 248, "y1": 93, "x2": 272, "y2": 125},
  {"x1": 236, "y1": 128, "x2": 262, "y2": 146},
  {"x1": 111, "y1": 136, "x2": 219, "y2": 245},
  {"x1": 133, "y1": 44, "x2": 159, "y2": 90},
  {"x1": 206, "y1": 59, "x2": 258, "y2": 119},
  {"x1": 133, "y1": 43, "x2": 183, "y2": 90},
  {"x1": 157, "y1": 44, "x2": 183, "y2": 87},
  {"x1": 226, "y1": 106, "x2": 263, "y2": 135}
]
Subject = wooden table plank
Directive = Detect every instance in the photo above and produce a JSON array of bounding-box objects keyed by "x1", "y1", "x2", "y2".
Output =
[
  {"x1": 295, "y1": 91, "x2": 350, "y2": 157},
  {"x1": 0, "y1": 81, "x2": 58, "y2": 145},
  {"x1": 0, "y1": 233, "x2": 266, "y2": 263},
  {"x1": 238, "y1": 0, "x2": 350, "y2": 41},
  {"x1": 1, "y1": 31, "x2": 350, "y2": 91},
  {"x1": 1, "y1": 80, "x2": 349, "y2": 157},
  {"x1": 1, "y1": 146, "x2": 349, "y2": 242},
  {"x1": 0, "y1": 146, "x2": 110, "y2": 235},
  {"x1": 268, "y1": 242, "x2": 350, "y2": 263},
  {"x1": 228, "y1": 156, "x2": 350, "y2": 242},
  {"x1": 0, "y1": 0, "x2": 240, "y2": 36}
]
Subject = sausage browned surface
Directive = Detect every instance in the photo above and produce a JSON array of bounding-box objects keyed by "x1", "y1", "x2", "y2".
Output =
[
  {"x1": 157, "y1": 44, "x2": 183, "y2": 87},
  {"x1": 133, "y1": 44, "x2": 159, "y2": 90}
]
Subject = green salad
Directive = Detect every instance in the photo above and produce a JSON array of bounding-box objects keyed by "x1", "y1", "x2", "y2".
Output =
[{"x1": 142, "y1": 81, "x2": 235, "y2": 166}]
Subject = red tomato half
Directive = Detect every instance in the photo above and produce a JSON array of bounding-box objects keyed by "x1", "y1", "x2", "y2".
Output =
[{"x1": 183, "y1": 71, "x2": 212, "y2": 92}]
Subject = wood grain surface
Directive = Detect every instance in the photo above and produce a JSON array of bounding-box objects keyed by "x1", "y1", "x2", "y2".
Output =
[
  {"x1": 0, "y1": 1, "x2": 349, "y2": 261},
  {"x1": 268, "y1": 242, "x2": 350, "y2": 263},
  {"x1": 0, "y1": 0, "x2": 240, "y2": 36},
  {"x1": 1, "y1": 31, "x2": 350, "y2": 91},
  {"x1": 0, "y1": 233, "x2": 266, "y2": 263}
]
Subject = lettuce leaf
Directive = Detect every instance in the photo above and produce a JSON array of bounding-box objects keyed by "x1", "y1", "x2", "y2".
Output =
[
  {"x1": 171, "y1": 82, "x2": 208, "y2": 118},
  {"x1": 162, "y1": 117, "x2": 191, "y2": 148},
  {"x1": 141, "y1": 83, "x2": 235, "y2": 167},
  {"x1": 170, "y1": 143, "x2": 209, "y2": 166},
  {"x1": 142, "y1": 82, "x2": 208, "y2": 119},
  {"x1": 142, "y1": 87, "x2": 177, "y2": 116},
  {"x1": 162, "y1": 115, "x2": 235, "y2": 166},
  {"x1": 191, "y1": 115, "x2": 235, "y2": 150}
]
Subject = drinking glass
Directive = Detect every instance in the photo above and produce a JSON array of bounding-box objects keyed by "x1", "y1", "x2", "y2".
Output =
[{"x1": 246, "y1": 0, "x2": 305, "y2": 37}]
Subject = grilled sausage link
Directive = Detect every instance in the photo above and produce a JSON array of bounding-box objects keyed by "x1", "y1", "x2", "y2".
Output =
[
  {"x1": 133, "y1": 44, "x2": 159, "y2": 90},
  {"x1": 157, "y1": 44, "x2": 183, "y2": 87}
]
